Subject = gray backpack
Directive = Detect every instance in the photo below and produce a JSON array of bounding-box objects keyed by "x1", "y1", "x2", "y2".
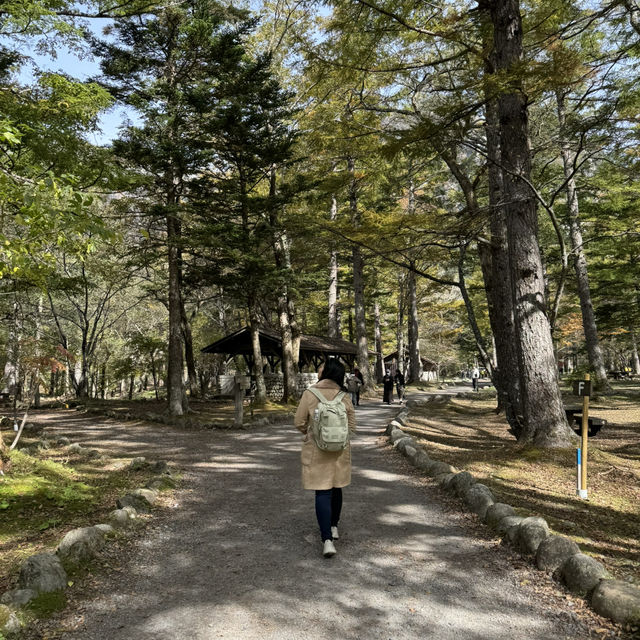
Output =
[{"x1": 308, "y1": 388, "x2": 350, "y2": 451}]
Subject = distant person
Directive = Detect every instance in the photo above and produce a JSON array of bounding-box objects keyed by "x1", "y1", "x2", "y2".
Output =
[
  {"x1": 382, "y1": 370, "x2": 394, "y2": 404},
  {"x1": 294, "y1": 359, "x2": 356, "y2": 559},
  {"x1": 472, "y1": 366, "x2": 480, "y2": 392},
  {"x1": 394, "y1": 370, "x2": 405, "y2": 403},
  {"x1": 346, "y1": 371, "x2": 362, "y2": 407},
  {"x1": 354, "y1": 367, "x2": 363, "y2": 405}
]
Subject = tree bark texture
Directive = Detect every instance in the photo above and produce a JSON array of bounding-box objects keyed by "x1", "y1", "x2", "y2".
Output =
[
  {"x1": 556, "y1": 89, "x2": 611, "y2": 393},
  {"x1": 632, "y1": 333, "x2": 640, "y2": 374},
  {"x1": 483, "y1": 84, "x2": 523, "y2": 434},
  {"x1": 488, "y1": 0, "x2": 573, "y2": 447},
  {"x1": 349, "y1": 157, "x2": 372, "y2": 388},
  {"x1": 396, "y1": 272, "x2": 405, "y2": 375},
  {"x1": 407, "y1": 267, "x2": 422, "y2": 383},
  {"x1": 249, "y1": 298, "x2": 267, "y2": 403},
  {"x1": 167, "y1": 210, "x2": 185, "y2": 416},
  {"x1": 328, "y1": 194, "x2": 340, "y2": 339},
  {"x1": 374, "y1": 301, "x2": 384, "y2": 382}
]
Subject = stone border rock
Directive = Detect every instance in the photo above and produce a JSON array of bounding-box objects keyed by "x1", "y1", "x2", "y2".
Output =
[
  {"x1": 384, "y1": 405, "x2": 640, "y2": 627},
  {"x1": 0, "y1": 440, "x2": 180, "y2": 636}
]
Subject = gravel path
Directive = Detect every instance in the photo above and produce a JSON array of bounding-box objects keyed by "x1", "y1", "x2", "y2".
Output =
[{"x1": 40, "y1": 393, "x2": 588, "y2": 640}]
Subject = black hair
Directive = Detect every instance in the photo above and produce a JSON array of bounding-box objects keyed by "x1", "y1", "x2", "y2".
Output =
[{"x1": 319, "y1": 359, "x2": 347, "y2": 391}]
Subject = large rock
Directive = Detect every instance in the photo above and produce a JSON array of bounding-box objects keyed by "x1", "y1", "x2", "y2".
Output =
[
  {"x1": 484, "y1": 503, "x2": 515, "y2": 529},
  {"x1": 403, "y1": 445, "x2": 417, "y2": 460},
  {"x1": 427, "y1": 461, "x2": 456, "y2": 477},
  {"x1": 389, "y1": 429, "x2": 406, "y2": 444},
  {"x1": 67, "y1": 443, "x2": 84, "y2": 454},
  {"x1": 437, "y1": 473, "x2": 456, "y2": 489},
  {"x1": 497, "y1": 515, "x2": 524, "y2": 536},
  {"x1": 18, "y1": 553, "x2": 67, "y2": 593},
  {"x1": 591, "y1": 579, "x2": 640, "y2": 624},
  {"x1": 1, "y1": 588, "x2": 37, "y2": 606},
  {"x1": 516, "y1": 517, "x2": 550, "y2": 556},
  {"x1": 560, "y1": 554, "x2": 609, "y2": 596},
  {"x1": 463, "y1": 484, "x2": 495, "y2": 519},
  {"x1": 108, "y1": 508, "x2": 137, "y2": 528},
  {"x1": 117, "y1": 492, "x2": 152, "y2": 513},
  {"x1": 133, "y1": 488, "x2": 158, "y2": 505},
  {"x1": 536, "y1": 535, "x2": 580, "y2": 572},
  {"x1": 57, "y1": 526, "x2": 105, "y2": 569},
  {"x1": 450, "y1": 471, "x2": 475, "y2": 496},
  {"x1": 394, "y1": 437, "x2": 415, "y2": 454},
  {"x1": 412, "y1": 451, "x2": 433, "y2": 472}
]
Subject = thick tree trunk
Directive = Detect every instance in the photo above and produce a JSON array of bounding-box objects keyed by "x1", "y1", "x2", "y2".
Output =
[
  {"x1": 556, "y1": 89, "x2": 611, "y2": 393},
  {"x1": 482, "y1": 83, "x2": 523, "y2": 434},
  {"x1": 167, "y1": 210, "x2": 184, "y2": 416},
  {"x1": 489, "y1": 0, "x2": 573, "y2": 447},
  {"x1": 328, "y1": 194, "x2": 340, "y2": 339},
  {"x1": 374, "y1": 301, "x2": 384, "y2": 382},
  {"x1": 407, "y1": 267, "x2": 422, "y2": 383},
  {"x1": 349, "y1": 157, "x2": 372, "y2": 388}
]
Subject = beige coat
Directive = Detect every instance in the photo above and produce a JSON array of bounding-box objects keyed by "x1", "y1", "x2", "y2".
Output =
[{"x1": 294, "y1": 379, "x2": 357, "y2": 490}]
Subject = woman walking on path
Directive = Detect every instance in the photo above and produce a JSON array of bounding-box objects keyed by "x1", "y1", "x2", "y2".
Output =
[{"x1": 294, "y1": 360, "x2": 356, "y2": 558}]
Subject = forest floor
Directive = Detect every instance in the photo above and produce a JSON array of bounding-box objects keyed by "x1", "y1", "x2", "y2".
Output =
[{"x1": 402, "y1": 380, "x2": 640, "y2": 585}]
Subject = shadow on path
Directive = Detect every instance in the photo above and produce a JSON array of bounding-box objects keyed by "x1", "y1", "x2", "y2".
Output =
[{"x1": 40, "y1": 400, "x2": 587, "y2": 640}]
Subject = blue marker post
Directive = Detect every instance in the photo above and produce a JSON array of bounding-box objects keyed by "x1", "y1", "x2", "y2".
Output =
[{"x1": 576, "y1": 448, "x2": 582, "y2": 495}]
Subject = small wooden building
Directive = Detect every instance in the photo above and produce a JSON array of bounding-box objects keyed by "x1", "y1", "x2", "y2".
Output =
[
  {"x1": 201, "y1": 326, "x2": 366, "y2": 372},
  {"x1": 383, "y1": 349, "x2": 438, "y2": 381}
]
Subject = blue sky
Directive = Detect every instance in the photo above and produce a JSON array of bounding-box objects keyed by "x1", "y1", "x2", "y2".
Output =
[{"x1": 13, "y1": 18, "x2": 139, "y2": 145}]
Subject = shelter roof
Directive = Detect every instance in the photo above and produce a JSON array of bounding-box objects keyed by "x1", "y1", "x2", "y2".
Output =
[{"x1": 201, "y1": 327, "x2": 374, "y2": 363}]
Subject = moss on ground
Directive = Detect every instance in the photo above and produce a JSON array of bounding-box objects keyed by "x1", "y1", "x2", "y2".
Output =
[{"x1": 0, "y1": 441, "x2": 155, "y2": 594}]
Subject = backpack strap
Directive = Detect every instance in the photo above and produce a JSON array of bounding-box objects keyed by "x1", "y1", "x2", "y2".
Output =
[{"x1": 308, "y1": 388, "x2": 345, "y2": 406}]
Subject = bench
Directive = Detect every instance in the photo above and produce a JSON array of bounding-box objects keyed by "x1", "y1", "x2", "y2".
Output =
[{"x1": 565, "y1": 409, "x2": 606, "y2": 437}]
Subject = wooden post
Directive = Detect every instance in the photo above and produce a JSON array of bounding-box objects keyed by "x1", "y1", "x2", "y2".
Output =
[{"x1": 579, "y1": 373, "x2": 590, "y2": 499}]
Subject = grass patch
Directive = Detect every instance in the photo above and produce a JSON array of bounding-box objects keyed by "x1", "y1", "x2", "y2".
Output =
[
  {"x1": 404, "y1": 381, "x2": 640, "y2": 583},
  {"x1": 0, "y1": 440, "x2": 155, "y2": 595}
]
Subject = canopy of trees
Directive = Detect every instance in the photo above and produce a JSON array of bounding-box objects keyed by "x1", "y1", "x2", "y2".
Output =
[{"x1": 2, "y1": 0, "x2": 640, "y2": 453}]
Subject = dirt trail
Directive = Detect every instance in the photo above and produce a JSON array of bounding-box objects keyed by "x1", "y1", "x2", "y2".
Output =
[{"x1": 36, "y1": 395, "x2": 588, "y2": 640}]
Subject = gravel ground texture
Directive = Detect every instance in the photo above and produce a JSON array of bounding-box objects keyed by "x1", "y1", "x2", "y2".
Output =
[{"x1": 32, "y1": 391, "x2": 599, "y2": 640}]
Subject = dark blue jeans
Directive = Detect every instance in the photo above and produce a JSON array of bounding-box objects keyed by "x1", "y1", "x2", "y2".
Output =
[{"x1": 315, "y1": 488, "x2": 343, "y2": 541}]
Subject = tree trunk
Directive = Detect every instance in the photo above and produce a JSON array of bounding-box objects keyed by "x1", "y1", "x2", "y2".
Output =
[
  {"x1": 167, "y1": 210, "x2": 184, "y2": 416},
  {"x1": 249, "y1": 298, "x2": 267, "y2": 404},
  {"x1": 407, "y1": 267, "x2": 422, "y2": 383},
  {"x1": 631, "y1": 333, "x2": 640, "y2": 375},
  {"x1": 349, "y1": 157, "x2": 372, "y2": 388},
  {"x1": 328, "y1": 194, "x2": 340, "y2": 339},
  {"x1": 374, "y1": 301, "x2": 384, "y2": 382},
  {"x1": 477, "y1": 15, "x2": 524, "y2": 434},
  {"x1": 489, "y1": 0, "x2": 573, "y2": 447},
  {"x1": 180, "y1": 301, "x2": 198, "y2": 399},
  {"x1": 269, "y1": 166, "x2": 297, "y2": 401},
  {"x1": 396, "y1": 272, "x2": 405, "y2": 375},
  {"x1": 556, "y1": 89, "x2": 611, "y2": 393}
]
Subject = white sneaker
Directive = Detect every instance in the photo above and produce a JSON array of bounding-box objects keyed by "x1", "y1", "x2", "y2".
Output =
[
  {"x1": 323, "y1": 539, "x2": 336, "y2": 558},
  {"x1": 331, "y1": 526, "x2": 339, "y2": 540}
]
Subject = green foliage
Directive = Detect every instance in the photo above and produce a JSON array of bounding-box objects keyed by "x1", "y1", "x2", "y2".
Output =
[{"x1": 25, "y1": 590, "x2": 67, "y2": 618}]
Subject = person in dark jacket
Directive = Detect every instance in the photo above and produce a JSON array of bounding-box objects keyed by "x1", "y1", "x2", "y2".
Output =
[
  {"x1": 382, "y1": 370, "x2": 394, "y2": 404},
  {"x1": 353, "y1": 367, "x2": 363, "y2": 406},
  {"x1": 394, "y1": 370, "x2": 405, "y2": 403}
]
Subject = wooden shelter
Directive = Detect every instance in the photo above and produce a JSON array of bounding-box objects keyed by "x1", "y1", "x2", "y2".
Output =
[
  {"x1": 383, "y1": 350, "x2": 438, "y2": 376},
  {"x1": 201, "y1": 326, "x2": 368, "y2": 372}
]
